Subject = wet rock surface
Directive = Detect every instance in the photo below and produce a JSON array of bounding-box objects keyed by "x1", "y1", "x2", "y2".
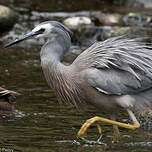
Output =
[
  {"x1": 102, "y1": 26, "x2": 152, "y2": 40},
  {"x1": 98, "y1": 13, "x2": 123, "y2": 26},
  {"x1": 1, "y1": 9, "x2": 152, "y2": 50},
  {"x1": 123, "y1": 13, "x2": 152, "y2": 26},
  {"x1": 0, "y1": 5, "x2": 18, "y2": 32},
  {"x1": 0, "y1": 101, "x2": 14, "y2": 118}
]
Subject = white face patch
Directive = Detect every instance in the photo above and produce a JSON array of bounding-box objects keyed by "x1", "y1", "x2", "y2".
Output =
[
  {"x1": 32, "y1": 23, "x2": 54, "y2": 39},
  {"x1": 32, "y1": 23, "x2": 53, "y2": 33}
]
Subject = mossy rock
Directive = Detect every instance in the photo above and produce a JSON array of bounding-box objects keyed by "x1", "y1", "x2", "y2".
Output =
[{"x1": 0, "y1": 5, "x2": 18, "y2": 32}]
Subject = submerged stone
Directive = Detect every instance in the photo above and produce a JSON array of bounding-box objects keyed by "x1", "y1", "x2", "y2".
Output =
[{"x1": 0, "y1": 101, "x2": 14, "y2": 118}]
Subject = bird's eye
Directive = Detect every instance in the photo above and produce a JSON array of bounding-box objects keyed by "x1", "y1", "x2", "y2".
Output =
[{"x1": 39, "y1": 28, "x2": 45, "y2": 33}]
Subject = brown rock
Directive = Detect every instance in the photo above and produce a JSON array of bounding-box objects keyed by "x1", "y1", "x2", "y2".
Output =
[{"x1": 0, "y1": 5, "x2": 18, "y2": 32}]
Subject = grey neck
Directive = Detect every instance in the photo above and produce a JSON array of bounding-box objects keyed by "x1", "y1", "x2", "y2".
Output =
[{"x1": 40, "y1": 31, "x2": 71, "y2": 66}]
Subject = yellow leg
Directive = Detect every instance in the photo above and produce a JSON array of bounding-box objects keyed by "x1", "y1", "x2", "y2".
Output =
[
  {"x1": 97, "y1": 123, "x2": 102, "y2": 134},
  {"x1": 78, "y1": 115, "x2": 140, "y2": 137},
  {"x1": 113, "y1": 126, "x2": 120, "y2": 143}
]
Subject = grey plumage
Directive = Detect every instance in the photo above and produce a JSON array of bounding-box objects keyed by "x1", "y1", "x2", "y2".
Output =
[
  {"x1": 40, "y1": 37, "x2": 86, "y2": 108},
  {"x1": 73, "y1": 36, "x2": 152, "y2": 111},
  {"x1": 74, "y1": 36, "x2": 152, "y2": 76}
]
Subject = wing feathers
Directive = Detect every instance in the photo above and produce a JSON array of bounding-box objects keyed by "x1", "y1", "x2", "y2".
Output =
[{"x1": 73, "y1": 36, "x2": 152, "y2": 95}]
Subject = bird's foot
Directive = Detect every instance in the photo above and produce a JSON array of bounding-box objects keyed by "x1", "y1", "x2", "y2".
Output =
[
  {"x1": 78, "y1": 116, "x2": 102, "y2": 136},
  {"x1": 77, "y1": 116, "x2": 140, "y2": 141}
]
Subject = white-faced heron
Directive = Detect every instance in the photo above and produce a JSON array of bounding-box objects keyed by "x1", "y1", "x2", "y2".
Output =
[{"x1": 5, "y1": 21, "x2": 152, "y2": 141}]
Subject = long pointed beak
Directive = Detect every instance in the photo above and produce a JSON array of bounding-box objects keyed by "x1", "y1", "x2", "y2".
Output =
[{"x1": 5, "y1": 30, "x2": 41, "y2": 48}]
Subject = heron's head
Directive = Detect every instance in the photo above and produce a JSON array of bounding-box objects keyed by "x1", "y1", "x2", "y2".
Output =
[{"x1": 5, "y1": 21, "x2": 72, "y2": 48}]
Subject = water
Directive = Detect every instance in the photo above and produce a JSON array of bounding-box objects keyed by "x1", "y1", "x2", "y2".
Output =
[
  {"x1": 0, "y1": 46, "x2": 152, "y2": 152},
  {"x1": 1, "y1": 0, "x2": 152, "y2": 151}
]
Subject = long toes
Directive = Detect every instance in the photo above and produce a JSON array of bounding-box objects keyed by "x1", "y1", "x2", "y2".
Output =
[
  {"x1": 78, "y1": 121, "x2": 93, "y2": 136},
  {"x1": 78, "y1": 124, "x2": 88, "y2": 136},
  {"x1": 97, "y1": 123, "x2": 102, "y2": 134},
  {"x1": 78, "y1": 117, "x2": 102, "y2": 136}
]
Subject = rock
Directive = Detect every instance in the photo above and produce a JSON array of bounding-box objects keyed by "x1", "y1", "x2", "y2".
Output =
[
  {"x1": 113, "y1": 0, "x2": 145, "y2": 9},
  {"x1": 0, "y1": 5, "x2": 18, "y2": 32},
  {"x1": 0, "y1": 87, "x2": 20, "y2": 118},
  {"x1": 63, "y1": 16, "x2": 92, "y2": 30},
  {"x1": 123, "y1": 13, "x2": 151, "y2": 26},
  {"x1": 63, "y1": 45, "x2": 83, "y2": 63},
  {"x1": 0, "y1": 101, "x2": 14, "y2": 118},
  {"x1": 73, "y1": 26, "x2": 104, "y2": 47},
  {"x1": 99, "y1": 14, "x2": 123, "y2": 26},
  {"x1": 102, "y1": 26, "x2": 152, "y2": 42},
  {"x1": 133, "y1": 0, "x2": 152, "y2": 9}
]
